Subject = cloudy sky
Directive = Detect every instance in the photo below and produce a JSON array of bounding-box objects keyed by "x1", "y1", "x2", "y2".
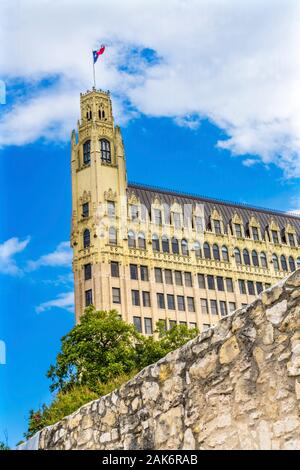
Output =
[{"x1": 1, "y1": 0, "x2": 300, "y2": 446}]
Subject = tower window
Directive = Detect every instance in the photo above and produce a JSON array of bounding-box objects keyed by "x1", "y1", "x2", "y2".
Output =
[
  {"x1": 83, "y1": 229, "x2": 90, "y2": 248},
  {"x1": 82, "y1": 202, "x2": 89, "y2": 218},
  {"x1": 100, "y1": 139, "x2": 111, "y2": 163},
  {"x1": 84, "y1": 263, "x2": 92, "y2": 280},
  {"x1": 128, "y1": 230, "x2": 136, "y2": 248},
  {"x1": 109, "y1": 227, "x2": 117, "y2": 245},
  {"x1": 289, "y1": 256, "x2": 296, "y2": 272},
  {"x1": 85, "y1": 289, "x2": 93, "y2": 306},
  {"x1": 83, "y1": 140, "x2": 91, "y2": 165}
]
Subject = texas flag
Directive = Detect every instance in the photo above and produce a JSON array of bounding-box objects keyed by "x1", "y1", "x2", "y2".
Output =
[{"x1": 93, "y1": 45, "x2": 106, "y2": 64}]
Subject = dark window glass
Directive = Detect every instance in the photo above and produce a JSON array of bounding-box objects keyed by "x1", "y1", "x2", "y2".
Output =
[
  {"x1": 204, "y1": 242, "x2": 211, "y2": 259},
  {"x1": 140, "y1": 265, "x2": 149, "y2": 281},
  {"x1": 112, "y1": 287, "x2": 121, "y2": 304},
  {"x1": 288, "y1": 233, "x2": 295, "y2": 247},
  {"x1": 201, "y1": 299, "x2": 209, "y2": 314},
  {"x1": 175, "y1": 270, "x2": 183, "y2": 286},
  {"x1": 226, "y1": 278, "x2": 234, "y2": 292},
  {"x1": 272, "y1": 230, "x2": 279, "y2": 244},
  {"x1": 100, "y1": 139, "x2": 111, "y2": 163},
  {"x1": 138, "y1": 233, "x2": 146, "y2": 249},
  {"x1": 198, "y1": 273, "x2": 205, "y2": 289},
  {"x1": 82, "y1": 202, "x2": 89, "y2": 218},
  {"x1": 187, "y1": 297, "x2": 195, "y2": 312},
  {"x1": 172, "y1": 237, "x2": 179, "y2": 254},
  {"x1": 131, "y1": 290, "x2": 140, "y2": 306},
  {"x1": 256, "y1": 282, "x2": 263, "y2": 294},
  {"x1": 222, "y1": 246, "x2": 229, "y2": 262},
  {"x1": 289, "y1": 256, "x2": 296, "y2": 272},
  {"x1": 165, "y1": 269, "x2": 173, "y2": 284},
  {"x1": 238, "y1": 279, "x2": 246, "y2": 294},
  {"x1": 243, "y1": 249, "x2": 251, "y2": 265},
  {"x1": 235, "y1": 224, "x2": 242, "y2": 238},
  {"x1": 130, "y1": 264, "x2": 138, "y2": 280},
  {"x1": 272, "y1": 254, "x2": 279, "y2": 271},
  {"x1": 216, "y1": 276, "x2": 224, "y2": 291},
  {"x1": 155, "y1": 268, "x2": 163, "y2": 283},
  {"x1": 210, "y1": 300, "x2": 218, "y2": 315},
  {"x1": 133, "y1": 316, "x2": 142, "y2": 333},
  {"x1": 109, "y1": 227, "x2": 117, "y2": 245},
  {"x1": 220, "y1": 301, "x2": 227, "y2": 317},
  {"x1": 177, "y1": 296, "x2": 185, "y2": 311},
  {"x1": 85, "y1": 289, "x2": 93, "y2": 306},
  {"x1": 213, "y1": 244, "x2": 220, "y2": 260},
  {"x1": 214, "y1": 220, "x2": 221, "y2": 234},
  {"x1": 247, "y1": 281, "x2": 255, "y2": 295},
  {"x1": 260, "y1": 252, "x2": 268, "y2": 268},
  {"x1": 157, "y1": 293, "x2": 165, "y2": 309},
  {"x1": 84, "y1": 263, "x2": 92, "y2": 280},
  {"x1": 184, "y1": 271, "x2": 192, "y2": 287},
  {"x1": 162, "y1": 236, "x2": 170, "y2": 253},
  {"x1": 167, "y1": 294, "x2": 175, "y2": 310},
  {"x1": 83, "y1": 140, "x2": 91, "y2": 164},
  {"x1": 207, "y1": 275, "x2": 215, "y2": 290},
  {"x1": 281, "y1": 255, "x2": 288, "y2": 271},
  {"x1": 142, "y1": 291, "x2": 151, "y2": 307},
  {"x1": 234, "y1": 248, "x2": 242, "y2": 264},
  {"x1": 83, "y1": 229, "x2": 90, "y2": 248},
  {"x1": 252, "y1": 250, "x2": 259, "y2": 266},
  {"x1": 152, "y1": 235, "x2": 160, "y2": 252},
  {"x1": 111, "y1": 262, "x2": 119, "y2": 277},
  {"x1": 144, "y1": 317, "x2": 153, "y2": 334},
  {"x1": 252, "y1": 227, "x2": 259, "y2": 240}
]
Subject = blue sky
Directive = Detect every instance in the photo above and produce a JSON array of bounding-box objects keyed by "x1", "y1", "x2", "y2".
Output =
[{"x1": 1, "y1": 0, "x2": 300, "y2": 447}]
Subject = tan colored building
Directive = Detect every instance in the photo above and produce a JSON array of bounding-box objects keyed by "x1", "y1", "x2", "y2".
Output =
[{"x1": 71, "y1": 88, "x2": 300, "y2": 333}]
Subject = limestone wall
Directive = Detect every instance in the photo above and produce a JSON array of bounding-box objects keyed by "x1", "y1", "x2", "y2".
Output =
[{"x1": 39, "y1": 270, "x2": 300, "y2": 450}]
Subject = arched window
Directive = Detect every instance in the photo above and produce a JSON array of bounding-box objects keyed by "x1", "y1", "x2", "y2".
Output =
[
  {"x1": 194, "y1": 241, "x2": 202, "y2": 259},
  {"x1": 213, "y1": 244, "x2": 220, "y2": 260},
  {"x1": 100, "y1": 139, "x2": 111, "y2": 163},
  {"x1": 109, "y1": 227, "x2": 117, "y2": 245},
  {"x1": 162, "y1": 236, "x2": 170, "y2": 253},
  {"x1": 222, "y1": 246, "x2": 229, "y2": 262},
  {"x1": 128, "y1": 230, "x2": 136, "y2": 248},
  {"x1": 83, "y1": 229, "x2": 90, "y2": 248},
  {"x1": 234, "y1": 248, "x2": 242, "y2": 265},
  {"x1": 260, "y1": 252, "x2": 268, "y2": 268},
  {"x1": 272, "y1": 254, "x2": 279, "y2": 271},
  {"x1": 281, "y1": 255, "x2": 288, "y2": 271},
  {"x1": 252, "y1": 250, "x2": 259, "y2": 266},
  {"x1": 297, "y1": 257, "x2": 300, "y2": 269},
  {"x1": 172, "y1": 237, "x2": 179, "y2": 254},
  {"x1": 181, "y1": 239, "x2": 189, "y2": 256},
  {"x1": 152, "y1": 234, "x2": 160, "y2": 252},
  {"x1": 86, "y1": 110, "x2": 92, "y2": 120},
  {"x1": 243, "y1": 249, "x2": 251, "y2": 265},
  {"x1": 83, "y1": 140, "x2": 91, "y2": 165},
  {"x1": 289, "y1": 256, "x2": 296, "y2": 272},
  {"x1": 138, "y1": 232, "x2": 146, "y2": 249},
  {"x1": 204, "y1": 242, "x2": 211, "y2": 259}
]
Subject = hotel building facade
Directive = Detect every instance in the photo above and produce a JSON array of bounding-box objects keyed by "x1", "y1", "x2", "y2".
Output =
[{"x1": 71, "y1": 89, "x2": 300, "y2": 333}]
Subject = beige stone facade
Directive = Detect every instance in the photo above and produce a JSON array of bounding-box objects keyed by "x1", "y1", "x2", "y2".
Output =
[{"x1": 71, "y1": 89, "x2": 300, "y2": 331}]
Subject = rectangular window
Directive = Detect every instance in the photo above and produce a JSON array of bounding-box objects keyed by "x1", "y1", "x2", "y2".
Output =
[
  {"x1": 107, "y1": 201, "x2": 115, "y2": 217},
  {"x1": 175, "y1": 270, "x2": 183, "y2": 286},
  {"x1": 210, "y1": 300, "x2": 218, "y2": 315},
  {"x1": 216, "y1": 276, "x2": 224, "y2": 291},
  {"x1": 201, "y1": 298, "x2": 209, "y2": 314},
  {"x1": 165, "y1": 269, "x2": 173, "y2": 285},
  {"x1": 184, "y1": 272, "x2": 193, "y2": 287},
  {"x1": 111, "y1": 261, "x2": 119, "y2": 278},
  {"x1": 187, "y1": 297, "x2": 195, "y2": 312},
  {"x1": 195, "y1": 216, "x2": 204, "y2": 233},
  {"x1": 157, "y1": 293, "x2": 165, "y2": 309},
  {"x1": 155, "y1": 267, "x2": 163, "y2": 283},
  {"x1": 159, "y1": 319, "x2": 167, "y2": 330},
  {"x1": 131, "y1": 290, "x2": 140, "y2": 306},
  {"x1": 112, "y1": 287, "x2": 121, "y2": 304},
  {"x1": 154, "y1": 209, "x2": 162, "y2": 225},
  {"x1": 229, "y1": 302, "x2": 236, "y2": 313},
  {"x1": 177, "y1": 295, "x2": 185, "y2": 311},
  {"x1": 173, "y1": 212, "x2": 181, "y2": 229},
  {"x1": 144, "y1": 317, "x2": 153, "y2": 335},
  {"x1": 189, "y1": 322, "x2": 197, "y2": 329},
  {"x1": 203, "y1": 323, "x2": 210, "y2": 331},
  {"x1": 220, "y1": 301, "x2": 227, "y2": 317},
  {"x1": 130, "y1": 264, "x2": 138, "y2": 280},
  {"x1": 169, "y1": 320, "x2": 177, "y2": 329},
  {"x1": 272, "y1": 230, "x2": 279, "y2": 244},
  {"x1": 133, "y1": 316, "x2": 142, "y2": 333},
  {"x1": 180, "y1": 321, "x2": 187, "y2": 326},
  {"x1": 198, "y1": 273, "x2": 206, "y2": 289},
  {"x1": 140, "y1": 265, "x2": 149, "y2": 281},
  {"x1": 226, "y1": 278, "x2": 234, "y2": 292},
  {"x1": 247, "y1": 280, "x2": 255, "y2": 296},
  {"x1": 213, "y1": 219, "x2": 221, "y2": 234},
  {"x1": 84, "y1": 263, "x2": 92, "y2": 281},
  {"x1": 235, "y1": 223, "x2": 242, "y2": 238},
  {"x1": 288, "y1": 233, "x2": 295, "y2": 247},
  {"x1": 85, "y1": 289, "x2": 93, "y2": 306},
  {"x1": 142, "y1": 291, "x2": 151, "y2": 307},
  {"x1": 238, "y1": 279, "x2": 246, "y2": 295},
  {"x1": 130, "y1": 204, "x2": 139, "y2": 221},
  {"x1": 265, "y1": 283, "x2": 271, "y2": 289},
  {"x1": 256, "y1": 282, "x2": 263, "y2": 295},
  {"x1": 252, "y1": 227, "x2": 259, "y2": 241},
  {"x1": 207, "y1": 275, "x2": 215, "y2": 290},
  {"x1": 167, "y1": 294, "x2": 175, "y2": 310},
  {"x1": 82, "y1": 202, "x2": 89, "y2": 218}
]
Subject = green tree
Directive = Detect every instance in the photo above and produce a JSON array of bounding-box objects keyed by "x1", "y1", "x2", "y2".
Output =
[
  {"x1": 0, "y1": 441, "x2": 9, "y2": 450},
  {"x1": 47, "y1": 307, "x2": 139, "y2": 393}
]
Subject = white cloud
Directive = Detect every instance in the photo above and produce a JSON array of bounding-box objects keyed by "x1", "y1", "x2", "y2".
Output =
[
  {"x1": 0, "y1": 237, "x2": 30, "y2": 275},
  {"x1": 1, "y1": 0, "x2": 300, "y2": 177},
  {"x1": 36, "y1": 291, "x2": 74, "y2": 313},
  {"x1": 27, "y1": 241, "x2": 72, "y2": 271},
  {"x1": 242, "y1": 159, "x2": 259, "y2": 168},
  {"x1": 287, "y1": 196, "x2": 300, "y2": 216}
]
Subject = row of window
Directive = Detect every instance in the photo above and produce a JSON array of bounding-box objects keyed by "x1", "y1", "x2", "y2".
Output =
[
  {"x1": 83, "y1": 139, "x2": 111, "y2": 165},
  {"x1": 132, "y1": 317, "x2": 199, "y2": 335}
]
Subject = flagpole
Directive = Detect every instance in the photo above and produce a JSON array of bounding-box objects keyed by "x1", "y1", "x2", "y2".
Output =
[{"x1": 92, "y1": 52, "x2": 96, "y2": 89}]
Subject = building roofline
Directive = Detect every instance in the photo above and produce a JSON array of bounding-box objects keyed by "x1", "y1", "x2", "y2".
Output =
[{"x1": 128, "y1": 181, "x2": 300, "y2": 221}]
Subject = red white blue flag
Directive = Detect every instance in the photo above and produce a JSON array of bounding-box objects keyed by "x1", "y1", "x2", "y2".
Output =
[{"x1": 93, "y1": 45, "x2": 105, "y2": 64}]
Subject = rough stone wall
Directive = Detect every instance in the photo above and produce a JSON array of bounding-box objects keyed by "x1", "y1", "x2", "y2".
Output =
[{"x1": 39, "y1": 270, "x2": 300, "y2": 450}]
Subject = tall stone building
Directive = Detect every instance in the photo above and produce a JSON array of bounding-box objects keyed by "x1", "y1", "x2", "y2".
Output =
[{"x1": 71, "y1": 89, "x2": 300, "y2": 332}]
